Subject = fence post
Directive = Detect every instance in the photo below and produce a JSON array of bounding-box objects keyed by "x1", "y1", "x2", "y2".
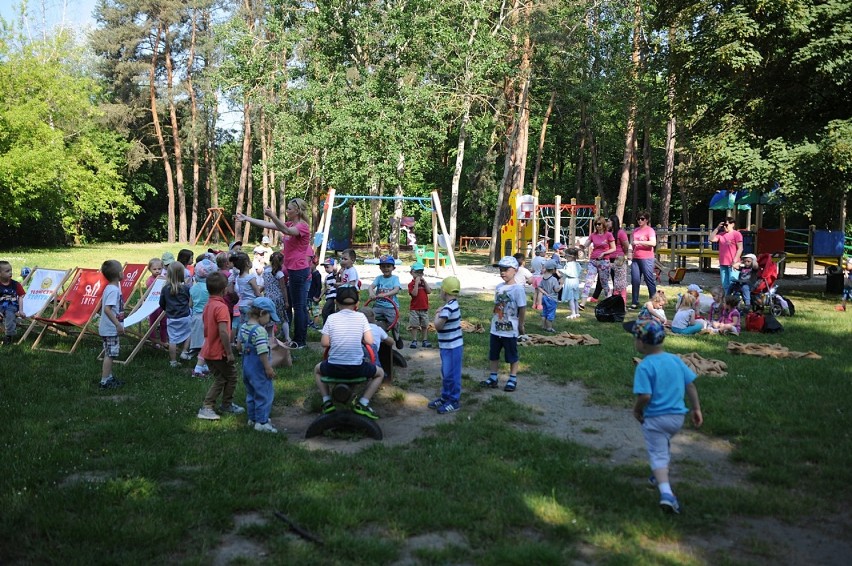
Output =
[{"x1": 807, "y1": 225, "x2": 815, "y2": 278}]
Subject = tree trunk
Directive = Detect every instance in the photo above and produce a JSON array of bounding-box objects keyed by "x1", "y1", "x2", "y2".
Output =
[
  {"x1": 659, "y1": 25, "x2": 677, "y2": 245},
  {"x1": 370, "y1": 175, "x2": 381, "y2": 257},
  {"x1": 575, "y1": 104, "x2": 587, "y2": 198},
  {"x1": 259, "y1": 108, "x2": 270, "y2": 240},
  {"x1": 531, "y1": 90, "x2": 556, "y2": 197},
  {"x1": 449, "y1": 96, "x2": 470, "y2": 248},
  {"x1": 149, "y1": 22, "x2": 176, "y2": 243},
  {"x1": 587, "y1": 119, "x2": 605, "y2": 203},
  {"x1": 242, "y1": 155, "x2": 254, "y2": 243},
  {"x1": 187, "y1": 7, "x2": 200, "y2": 243},
  {"x1": 615, "y1": 0, "x2": 642, "y2": 223},
  {"x1": 164, "y1": 31, "x2": 187, "y2": 243},
  {"x1": 234, "y1": 101, "x2": 252, "y2": 237},
  {"x1": 643, "y1": 127, "x2": 652, "y2": 212},
  {"x1": 392, "y1": 152, "x2": 404, "y2": 257}
]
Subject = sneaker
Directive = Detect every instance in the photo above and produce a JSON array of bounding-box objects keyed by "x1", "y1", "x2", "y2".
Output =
[
  {"x1": 247, "y1": 420, "x2": 256, "y2": 427},
  {"x1": 3, "y1": 335, "x2": 13, "y2": 345},
  {"x1": 422, "y1": 340, "x2": 432, "y2": 348},
  {"x1": 437, "y1": 400, "x2": 460, "y2": 414},
  {"x1": 197, "y1": 407, "x2": 220, "y2": 420},
  {"x1": 659, "y1": 493, "x2": 680, "y2": 514},
  {"x1": 353, "y1": 402, "x2": 379, "y2": 420},
  {"x1": 427, "y1": 397, "x2": 445, "y2": 410},
  {"x1": 99, "y1": 377, "x2": 124, "y2": 389},
  {"x1": 218, "y1": 403, "x2": 245, "y2": 415},
  {"x1": 179, "y1": 351, "x2": 193, "y2": 361},
  {"x1": 629, "y1": 303, "x2": 640, "y2": 310},
  {"x1": 321, "y1": 400, "x2": 336, "y2": 414},
  {"x1": 410, "y1": 341, "x2": 418, "y2": 349},
  {"x1": 544, "y1": 328, "x2": 556, "y2": 333},
  {"x1": 192, "y1": 371, "x2": 208, "y2": 379},
  {"x1": 169, "y1": 360, "x2": 180, "y2": 368},
  {"x1": 254, "y1": 421, "x2": 278, "y2": 433}
]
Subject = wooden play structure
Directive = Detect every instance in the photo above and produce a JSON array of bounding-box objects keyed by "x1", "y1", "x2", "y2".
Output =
[
  {"x1": 498, "y1": 191, "x2": 599, "y2": 256},
  {"x1": 193, "y1": 207, "x2": 236, "y2": 246}
]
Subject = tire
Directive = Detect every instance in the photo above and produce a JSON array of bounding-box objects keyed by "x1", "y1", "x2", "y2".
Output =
[{"x1": 305, "y1": 411, "x2": 383, "y2": 440}]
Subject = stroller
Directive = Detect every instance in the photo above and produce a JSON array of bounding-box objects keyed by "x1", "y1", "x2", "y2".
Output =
[{"x1": 741, "y1": 253, "x2": 794, "y2": 316}]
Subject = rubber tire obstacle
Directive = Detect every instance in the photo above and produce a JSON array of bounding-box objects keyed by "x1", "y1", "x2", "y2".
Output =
[{"x1": 305, "y1": 376, "x2": 383, "y2": 440}]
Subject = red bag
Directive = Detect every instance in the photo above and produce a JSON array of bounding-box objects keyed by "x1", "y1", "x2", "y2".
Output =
[{"x1": 746, "y1": 311, "x2": 765, "y2": 332}]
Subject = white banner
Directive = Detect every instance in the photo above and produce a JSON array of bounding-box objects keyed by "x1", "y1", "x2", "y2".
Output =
[
  {"x1": 23, "y1": 269, "x2": 69, "y2": 317},
  {"x1": 124, "y1": 278, "x2": 165, "y2": 327}
]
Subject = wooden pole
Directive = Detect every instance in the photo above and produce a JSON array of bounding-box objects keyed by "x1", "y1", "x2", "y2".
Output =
[
  {"x1": 431, "y1": 190, "x2": 458, "y2": 275},
  {"x1": 317, "y1": 189, "x2": 336, "y2": 266},
  {"x1": 554, "y1": 195, "x2": 562, "y2": 247}
]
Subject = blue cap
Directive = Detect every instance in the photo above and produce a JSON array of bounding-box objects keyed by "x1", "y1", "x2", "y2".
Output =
[
  {"x1": 625, "y1": 318, "x2": 666, "y2": 345},
  {"x1": 411, "y1": 262, "x2": 425, "y2": 271},
  {"x1": 251, "y1": 297, "x2": 280, "y2": 323},
  {"x1": 378, "y1": 254, "x2": 396, "y2": 265}
]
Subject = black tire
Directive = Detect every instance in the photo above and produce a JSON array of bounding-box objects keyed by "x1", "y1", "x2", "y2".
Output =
[
  {"x1": 770, "y1": 299, "x2": 784, "y2": 317},
  {"x1": 305, "y1": 411, "x2": 383, "y2": 440}
]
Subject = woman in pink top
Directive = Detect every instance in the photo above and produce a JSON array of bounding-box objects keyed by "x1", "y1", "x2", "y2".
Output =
[
  {"x1": 580, "y1": 216, "x2": 616, "y2": 308},
  {"x1": 236, "y1": 198, "x2": 313, "y2": 346},
  {"x1": 606, "y1": 214, "x2": 630, "y2": 302},
  {"x1": 709, "y1": 215, "x2": 743, "y2": 294},
  {"x1": 629, "y1": 209, "x2": 657, "y2": 309}
]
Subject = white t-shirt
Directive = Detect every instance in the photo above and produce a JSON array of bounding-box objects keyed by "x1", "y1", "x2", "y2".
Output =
[
  {"x1": 513, "y1": 265, "x2": 533, "y2": 286},
  {"x1": 323, "y1": 308, "x2": 370, "y2": 365},
  {"x1": 98, "y1": 283, "x2": 123, "y2": 337},
  {"x1": 491, "y1": 282, "x2": 527, "y2": 337}
]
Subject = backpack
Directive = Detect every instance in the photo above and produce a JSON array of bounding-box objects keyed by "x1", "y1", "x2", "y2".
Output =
[
  {"x1": 595, "y1": 294, "x2": 626, "y2": 323},
  {"x1": 762, "y1": 314, "x2": 783, "y2": 333},
  {"x1": 745, "y1": 311, "x2": 765, "y2": 332}
]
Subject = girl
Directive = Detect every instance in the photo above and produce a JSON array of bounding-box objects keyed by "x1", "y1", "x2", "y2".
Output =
[
  {"x1": 177, "y1": 249, "x2": 195, "y2": 286},
  {"x1": 707, "y1": 286, "x2": 725, "y2": 326},
  {"x1": 145, "y1": 257, "x2": 167, "y2": 349},
  {"x1": 158, "y1": 261, "x2": 192, "y2": 368},
  {"x1": 713, "y1": 294, "x2": 742, "y2": 335},
  {"x1": 262, "y1": 251, "x2": 293, "y2": 345},
  {"x1": 639, "y1": 290, "x2": 669, "y2": 327},
  {"x1": 560, "y1": 247, "x2": 582, "y2": 319},
  {"x1": 580, "y1": 216, "x2": 616, "y2": 309},
  {"x1": 671, "y1": 293, "x2": 704, "y2": 335},
  {"x1": 237, "y1": 297, "x2": 279, "y2": 433},
  {"x1": 189, "y1": 259, "x2": 216, "y2": 378},
  {"x1": 232, "y1": 252, "x2": 263, "y2": 329},
  {"x1": 606, "y1": 214, "x2": 630, "y2": 302}
]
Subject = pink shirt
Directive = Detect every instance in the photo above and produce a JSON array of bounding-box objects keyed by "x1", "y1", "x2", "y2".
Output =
[
  {"x1": 281, "y1": 221, "x2": 311, "y2": 271},
  {"x1": 607, "y1": 229, "x2": 629, "y2": 259},
  {"x1": 589, "y1": 232, "x2": 615, "y2": 259},
  {"x1": 631, "y1": 225, "x2": 656, "y2": 260},
  {"x1": 717, "y1": 230, "x2": 743, "y2": 266}
]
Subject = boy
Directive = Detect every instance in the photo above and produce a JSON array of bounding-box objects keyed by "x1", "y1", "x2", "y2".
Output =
[
  {"x1": 308, "y1": 253, "x2": 323, "y2": 329},
  {"x1": 480, "y1": 256, "x2": 526, "y2": 392},
  {"x1": 369, "y1": 254, "x2": 403, "y2": 349},
  {"x1": 0, "y1": 260, "x2": 25, "y2": 345},
  {"x1": 736, "y1": 253, "x2": 759, "y2": 308},
  {"x1": 189, "y1": 259, "x2": 216, "y2": 378},
  {"x1": 836, "y1": 258, "x2": 852, "y2": 312},
  {"x1": 238, "y1": 297, "x2": 280, "y2": 433},
  {"x1": 314, "y1": 286, "x2": 384, "y2": 419},
  {"x1": 98, "y1": 260, "x2": 125, "y2": 389},
  {"x1": 627, "y1": 318, "x2": 703, "y2": 514},
  {"x1": 360, "y1": 306, "x2": 395, "y2": 370},
  {"x1": 321, "y1": 257, "x2": 338, "y2": 323},
  {"x1": 561, "y1": 247, "x2": 582, "y2": 319},
  {"x1": 197, "y1": 272, "x2": 245, "y2": 420},
  {"x1": 338, "y1": 248, "x2": 360, "y2": 289},
  {"x1": 539, "y1": 260, "x2": 562, "y2": 332},
  {"x1": 407, "y1": 262, "x2": 431, "y2": 348},
  {"x1": 429, "y1": 276, "x2": 463, "y2": 414}
]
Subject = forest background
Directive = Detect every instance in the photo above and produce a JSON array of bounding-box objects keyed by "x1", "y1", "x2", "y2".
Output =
[{"x1": 1, "y1": 0, "x2": 850, "y2": 258}]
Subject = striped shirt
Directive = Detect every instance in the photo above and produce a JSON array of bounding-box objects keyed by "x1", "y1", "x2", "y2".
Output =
[
  {"x1": 237, "y1": 322, "x2": 270, "y2": 356},
  {"x1": 324, "y1": 271, "x2": 337, "y2": 300},
  {"x1": 322, "y1": 308, "x2": 371, "y2": 365},
  {"x1": 436, "y1": 299, "x2": 462, "y2": 350}
]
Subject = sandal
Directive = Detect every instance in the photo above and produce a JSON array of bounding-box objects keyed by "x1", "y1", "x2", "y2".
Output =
[
  {"x1": 479, "y1": 377, "x2": 499, "y2": 389},
  {"x1": 503, "y1": 379, "x2": 517, "y2": 392}
]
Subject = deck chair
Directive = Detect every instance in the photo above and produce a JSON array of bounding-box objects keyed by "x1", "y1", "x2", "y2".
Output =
[
  {"x1": 120, "y1": 263, "x2": 148, "y2": 311},
  {"x1": 29, "y1": 268, "x2": 106, "y2": 354},
  {"x1": 102, "y1": 278, "x2": 166, "y2": 366},
  {"x1": 17, "y1": 267, "x2": 74, "y2": 344},
  {"x1": 668, "y1": 267, "x2": 687, "y2": 284}
]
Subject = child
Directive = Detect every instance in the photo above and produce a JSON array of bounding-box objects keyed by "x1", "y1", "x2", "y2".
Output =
[
  {"x1": 629, "y1": 318, "x2": 703, "y2": 514},
  {"x1": 429, "y1": 276, "x2": 463, "y2": 414},
  {"x1": 407, "y1": 261, "x2": 432, "y2": 347},
  {"x1": 197, "y1": 272, "x2": 244, "y2": 420},
  {"x1": 98, "y1": 260, "x2": 125, "y2": 388},
  {"x1": 232, "y1": 252, "x2": 263, "y2": 327},
  {"x1": 560, "y1": 247, "x2": 582, "y2": 319},
  {"x1": 0, "y1": 260, "x2": 26, "y2": 345},
  {"x1": 671, "y1": 293, "x2": 704, "y2": 335},
  {"x1": 338, "y1": 248, "x2": 360, "y2": 289},
  {"x1": 314, "y1": 286, "x2": 384, "y2": 419},
  {"x1": 480, "y1": 256, "x2": 526, "y2": 392},
  {"x1": 177, "y1": 249, "x2": 195, "y2": 286},
  {"x1": 263, "y1": 251, "x2": 290, "y2": 343},
  {"x1": 369, "y1": 254, "x2": 403, "y2": 349},
  {"x1": 835, "y1": 258, "x2": 852, "y2": 312},
  {"x1": 237, "y1": 297, "x2": 280, "y2": 433},
  {"x1": 539, "y1": 260, "x2": 562, "y2": 332},
  {"x1": 360, "y1": 306, "x2": 395, "y2": 369},
  {"x1": 159, "y1": 261, "x2": 192, "y2": 368},
  {"x1": 639, "y1": 290, "x2": 669, "y2": 327},
  {"x1": 307, "y1": 253, "x2": 323, "y2": 329},
  {"x1": 712, "y1": 294, "x2": 741, "y2": 335},
  {"x1": 321, "y1": 257, "x2": 338, "y2": 323},
  {"x1": 145, "y1": 258, "x2": 168, "y2": 349},
  {"x1": 189, "y1": 259, "x2": 216, "y2": 378},
  {"x1": 707, "y1": 286, "x2": 725, "y2": 326},
  {"x1": 735, "y1": 253, "x2": 759, "y2": 308}
]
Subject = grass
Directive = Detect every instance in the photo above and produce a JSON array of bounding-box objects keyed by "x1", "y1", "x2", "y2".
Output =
[{"x1": 2, "y1": 243, "x2": 851, "y2": 563}]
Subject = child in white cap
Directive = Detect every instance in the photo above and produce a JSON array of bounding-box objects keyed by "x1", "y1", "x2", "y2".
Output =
[{"x1": 480, "y1": 256, "x2": 526, "y2": 392}]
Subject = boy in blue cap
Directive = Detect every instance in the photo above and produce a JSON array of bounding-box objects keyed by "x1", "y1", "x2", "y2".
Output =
[{"x1": 237, "y1": 296, "x2": 280, "y2": 433}]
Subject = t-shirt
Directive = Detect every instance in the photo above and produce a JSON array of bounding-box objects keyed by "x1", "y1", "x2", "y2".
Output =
[
  {"x1": 159, "y1": 283, "x2": 190, "y2": 319},
  {"x1": 671, "y1": 308, "x2": 696, "y2": 330},
  {"x1": 633, "y1": 352, "x2": 696, "y2": 417},
  {"x1": 322, "y1": 308, "x2": 371, "y2": 365},
  {"x1": 189, "y1": 280, "x2": 210, "y2": 315},
  {"x1": 436, "y1": 299, "x2": 462, "y2": 350},
  {"x1": 339, "y1": 266, "x2": 360, "y2": 289},
  {"x1": 717, "y1": 230, "x2": 743, "y2": 266},
  {"x1": 539, "y1": 274, "x2": 560, "y2": 300},
  {"x1": 513, "y1": 265, "x2": 532, "y2": 286},
  {"x1": 588, "y1": 232, "x2": 615, "y2": 259},
  {"x1": 236, "y1": 273, "x2": 258, "y2": 307},
  {"x1": 530, "y1": 255, "x2": 546, "y2": 275},
  {"x1": 237, "y1": 322, "x2": 270, "y2": 356},
  {"x1": 631, "y1": 225, "x2": 656, "y2": 260},
  {"x1": 372, "y1": 274, "x2": 400, "y2": 307},
  {"x1": 201, "y1": 296, "x2": 231, "y2": 361},
  {"x1": 324, "y1": 270, "x2": 337, "y2": 300},
  {"x1": 408, "y1": 277, "x2": 429, "y2": 310},
  {"x1": 491, "y1": 282, "x2": 526, "y2": 337},
  {"x1": 607, "y1": 229, "x2": 629, "y2": 259},
  {"x1": 367, "y1": 322, "x2": 388, "y2": 366},
  {"x1": 98, "y1": 283, "x2": 123, "y2": 337},
  {"x1": 282, "y1": 221, "x2": 311, "y2": 271},
  {"x1": 0, "y1": 279, "x2": 25, "y2": 311}
]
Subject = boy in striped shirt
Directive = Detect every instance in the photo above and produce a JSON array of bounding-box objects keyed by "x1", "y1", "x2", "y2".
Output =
[{"x1": 428, "y1": 276, "x2": 463, "y2": 414}]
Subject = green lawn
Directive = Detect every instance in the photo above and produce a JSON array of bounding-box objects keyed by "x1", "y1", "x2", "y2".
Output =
[{"x1": 1, "y1": 243, "x2": 850, "y2": 564}]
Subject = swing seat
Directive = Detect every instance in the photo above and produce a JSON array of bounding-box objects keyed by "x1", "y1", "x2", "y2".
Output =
[{"x1": 668, "y1": 267, "x2": 687, "y2": 284}]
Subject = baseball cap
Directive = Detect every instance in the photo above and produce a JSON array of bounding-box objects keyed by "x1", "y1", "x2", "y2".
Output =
[
  {"x1": 253, "y1": 246, "x2": 266, "y2": 254},
  {"x1": 261, "y1": 235, "x2": 271, "y2": 245},
  {"x1": 687, "y1": 284, "x2": 702, "y2": 293},
  {"x1": 378, "y1": 254, "x2": 396, "y2": 265},
  {"x1": 411, "y1": 262, "x2": 425, "y2": 271},
  {"x1": 494, "y1": 256, "x2": 519, "y2": 269},
  {"x1": 553, "y1": 242, "x2": 563, "y2": 251},
  {"x1": 251, "y1": 297, "x2": 280, "y2": 323},
  {"x1": 161, "y1": 251, "x2": 175, "y2": 266},
  {"x1": 323, "y1": 258, "x2": 336, "y2": 267},
  {"x1": 544, "y1": 259, "x2": 559, "y2": 270},
  {"x1": 441, "y1": 276, "x2": 461, "y2": 296},
  {"x1": 194, "y1": 259, "x2": 216, "y2": 280},
  {"x1": 623, "y1": 318, "x2": 666, "y2": 345}
]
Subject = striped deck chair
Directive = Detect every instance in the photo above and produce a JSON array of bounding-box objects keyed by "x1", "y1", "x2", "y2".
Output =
[
  {"x1": 29, "y1": 268, "x2": 107, "y2": 354},
  {"x1": 17, "y1": 267, "x2": 75, "y2": 344}
]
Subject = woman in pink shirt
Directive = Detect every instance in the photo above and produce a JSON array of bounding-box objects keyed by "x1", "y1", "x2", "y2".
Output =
[
  {"x1": 236, "y1": 198, "x2": 313, "y2": 347},
  {"x1": 606, "y1": 214, "x2": 630, "y2": 302},
  {"x1": 629, "y1": 210, "x2": 657, "y2": 309},
  {"x1": 580, "y1": 216, "x2": 615, "y2": 309},
  {"x1": 709, "y1": 216, "x2": 743, "y2": 294}
]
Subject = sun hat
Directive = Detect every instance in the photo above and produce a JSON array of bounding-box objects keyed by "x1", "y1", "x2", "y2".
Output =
[
  {"x1": 544, "y1": 259, "x2": 560, "y2": 271},
  {"x1": 495, "y1": 256, "x2": 519, "y2": 269},
  {"x1": 378, "y1": 254, "x2": 396, "y2": 265},
  {"x1": 441, "y1": 276, "x2": 461, "y2": 296},
  {"x1": 623, "y1": 318, "x2": 666, "y2": 345},
  {"x1": 253, "y1": 246, "x2": 266, "y2": 255},
  {"x1": 228, "y1": 240, "x2": 243, "y2": 251},
  {"x1": 742, "y1": 253, "x2": 757, "y2": 263},
  {"x1": 194, "y1": 259, "x2": 216, "y2": 280},
  {"x1": 687, "y1": 284, "x2": 702, "y2": 293},
  {"x1": 261, "y1": 235, "x2": 271, "y2": 245},
  {"x1": 161, "y1": 252, "x2": 175, "y2": 266},
  {"x1": 411, "y1": 262, "x2": 425, "y2": 272},
  {"x1": 251, "y1": 297, "x2": 280, "y2": 323}
]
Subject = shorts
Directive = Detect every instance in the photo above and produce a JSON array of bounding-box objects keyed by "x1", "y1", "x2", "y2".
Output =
[
  {"x1": 530, "y1": 275, "x2": 543, "y2": 289},
  {"x1": 102, "y1": 335, "x2": 120, "y2": 359},
  {"x1": 843, "y1": 286, "x2": 852, "y2": 301},
  {"x1": 373, "y1": 304, "x2": 397, "y2": 327},
  {"x1": 408, "y1": 310, "x2": 429, "y2": 329},
  {"x1": 489, "y1": 333, "x2": 519, "y2": 364},
  {"x1": 319, "y1": 360, "x2": 378, "y2": 380},
  {"x1": 541, "y1": 295, "x2": 557, "y2": 321},
  {"x1": 641, "y1": 414, "x2": 685, "y2": 470}
]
